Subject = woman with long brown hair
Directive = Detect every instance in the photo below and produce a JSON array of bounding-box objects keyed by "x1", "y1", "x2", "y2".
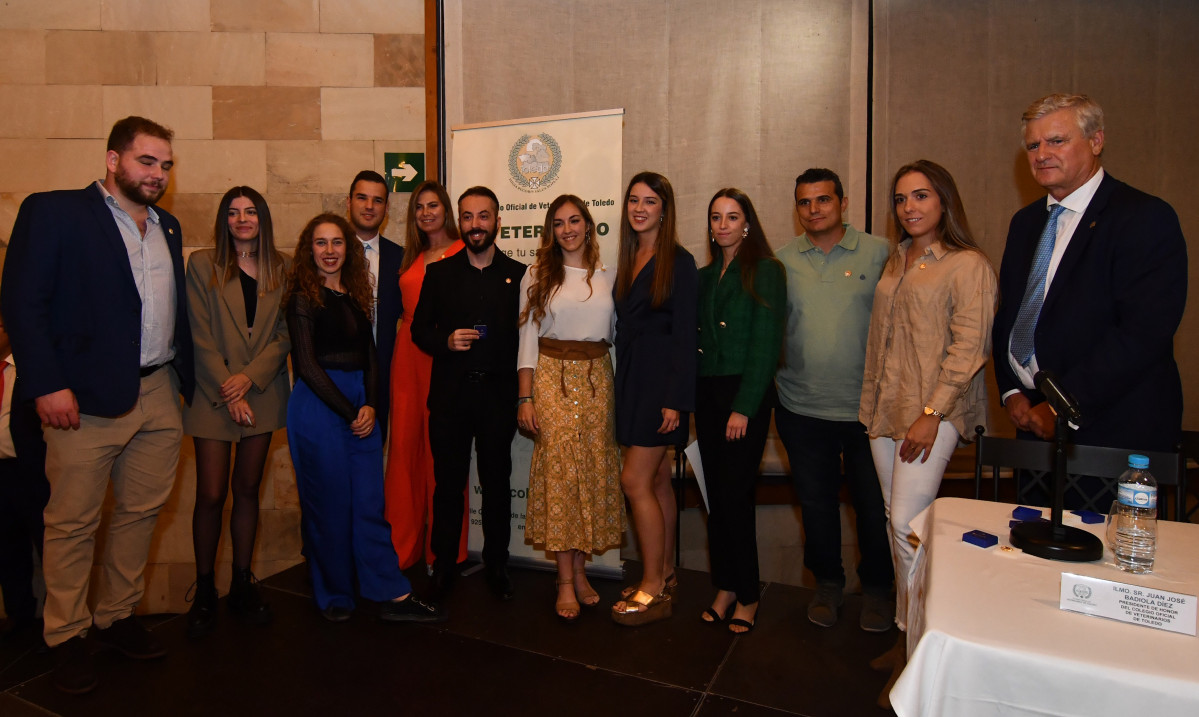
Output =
[
  {"x1": 517, "y1": 195, "x2": 622, "y2": 621},
  {"x1": 610, "y1": 172, "x2": 698, "y2": 626},
  {"x1": 184, "y1": 186, "x2": 290, "y2": 638},
  {"x1": 383, "y1": 181, "x2": 468, "y2": 572},
  {"x1": 695, "y1": 188, "x2": 785, "y2": 634},
  {"x1": 285, "y1": 213, "x2": 442, "y2": 623},
  {"x1": 860, "y1": 160, "x2": 996, "y2": 638}
]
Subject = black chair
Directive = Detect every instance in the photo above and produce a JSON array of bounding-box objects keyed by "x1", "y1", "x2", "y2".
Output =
[{"x1": 973, "y1": 426, "x2": 1186, "y2": 521}]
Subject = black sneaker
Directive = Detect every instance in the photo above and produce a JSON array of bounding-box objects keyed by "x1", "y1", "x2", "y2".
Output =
[
  {"x1": 52, "y1": 636, "x2": 98, "y2": 695},
  {"x1": 228, "y1": 570, "x2": 273, "y2": 626},
  {"x1": 94, "y1": 615, "x2": 166, "y2": 660},
  {"x1": 379, "y1": 596, "x2": 447, "y2": 623}
]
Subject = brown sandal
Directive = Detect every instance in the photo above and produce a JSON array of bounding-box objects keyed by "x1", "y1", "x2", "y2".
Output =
[
  {"x1": 556, "y1": 579, "x2": 580, "y2": 622},
  {"x1": 611, "y1": 590, "x2": 672, "y2": 626},
  {"x1": 573, "y1": 570, "x2": 600, "y2": 607}
]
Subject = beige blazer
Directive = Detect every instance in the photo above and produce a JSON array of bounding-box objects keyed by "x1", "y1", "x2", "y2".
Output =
[{"x1": 183, "y1": 249, "x2": 291, "y2": 440}]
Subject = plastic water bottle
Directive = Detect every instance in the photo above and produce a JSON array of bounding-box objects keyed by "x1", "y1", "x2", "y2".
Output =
[{"x1": 1114, "y1": 454, "x2": 1157, "y2": 574}]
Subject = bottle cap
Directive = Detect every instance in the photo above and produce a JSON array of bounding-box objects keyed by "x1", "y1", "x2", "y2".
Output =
[{"x1": 1128, "y1": 454, "x2": 1150, "y2": 469}]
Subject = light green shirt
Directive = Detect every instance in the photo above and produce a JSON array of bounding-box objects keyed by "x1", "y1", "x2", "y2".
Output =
[{"x1": 775, "y1": 224, "x2": 889, "y2": 421}]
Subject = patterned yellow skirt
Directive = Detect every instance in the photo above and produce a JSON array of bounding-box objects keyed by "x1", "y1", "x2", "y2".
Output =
[{"x1": 524, "y1": 351, "x2": 624, "y2": 553}]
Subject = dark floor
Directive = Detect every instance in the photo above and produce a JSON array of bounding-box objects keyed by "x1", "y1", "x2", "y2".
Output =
[{"x1": 0, "y1": 561, "x2": 900, "y2": 717}]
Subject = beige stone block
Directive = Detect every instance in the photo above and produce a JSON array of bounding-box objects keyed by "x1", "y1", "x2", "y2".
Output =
[
  {"x1": 265, "y1": 193, "x2": 323, "y2": 248},
  {"x1": 139, "y1": 562, "x2": 173, "y2": 614},
  {"x1": 147, "y1": 507, "x2": 193, "y2": 563},
  {"x1": 170, "y1": 140, "x2": 268, "y2": 194},
  {"x1": 269, "y1": 441, "x2": 300, "y2": 509},
  {"x1": 46, "y1": 31, "x2": 156, "y2": 86},
  {"x1": 213, "y1": 86, "x2": 320, "y2": 141},
  {"x1": 256, "y1": 439, "x2": 294, "y2": 510},
  {"x1": 102, "y1": 86, "x2": 212, "y2": 140},
  {"x1": 256, "y1": 509, "x2": 302, "y2": 561},
  {"x1": 0, "y1": 31, "x2": 47, "y2": 84},
  {"x1": 319, "y1": 0, "x2": 423, "y2": 34},
  {"x1": 100, "y1": 0, "x2": 208, "y2": 32},
  {"x1": 155, "y1": 32, "x2": 266, "y2": 86},
  {"x1": 320, "y1": 193, "x2": 348, "y2": 216},
  {"x1": 321, "y1": 87, "x2": 424, "y2": 140},
  {"x1": 0, "y1": 0, "x2": 100, "y2": 30},
  {"x1": 0, "y1": 139, "x2": 106, "y2": 193},
  {"x1": 319, "y1": 140, "x2": 374, "y2": 193},
  {"x1": 158, "y1": 192, "x2": 223, "y2": 250},
  {"x1": 374, "y1": 34, "x2": 423, "y2": 87},
  {"x1": 161, "y1": 439, "x2": 197, "y2": 514},
  {"x1": 1, "y1": 193, "x2": 31, "y2": 244},
  {"x1": 212, "y1": 0, "x2": 318, "y2": 33},
  {"x1": 0, "y1": 85, "x2": 104, "y2": 139},
  {"x1": 250, "y1": 558, "x2": 303, "y2": 581},
  {"x1": 266, "y1": 33, "x2": 373, "y2": 88},
  {"x1": 266, "y1": 141, "x2": 320, "y2": 194}
]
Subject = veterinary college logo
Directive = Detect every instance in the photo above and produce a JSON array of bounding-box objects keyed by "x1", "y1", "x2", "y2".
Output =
[{"x1": 508, "y1": 133, "x2": 562, "y2": 193}]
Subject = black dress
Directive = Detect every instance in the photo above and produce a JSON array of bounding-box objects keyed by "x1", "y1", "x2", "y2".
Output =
[{"x1": 613, "y1": 248, "x2": 698, "y2": 447}]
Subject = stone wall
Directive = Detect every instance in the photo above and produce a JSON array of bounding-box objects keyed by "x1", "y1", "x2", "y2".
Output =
[{"x1": 0, "y1": 0, "x2": 426, "y2": 614}]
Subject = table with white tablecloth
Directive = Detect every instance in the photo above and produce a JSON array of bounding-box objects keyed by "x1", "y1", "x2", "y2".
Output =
[{"x1": 890, "y1": 497, "x2": 1199, "y2": 716}]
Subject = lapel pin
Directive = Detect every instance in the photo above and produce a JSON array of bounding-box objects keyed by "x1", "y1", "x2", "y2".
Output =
[
  {"x1": 919, "y1": 263, "x2": 927, "y2": 270},
  {"x1": 505, "y1": 277, "x2": 512, "y2": 284},
  {"x1": 1089, "y1": 221, "x2": 1096, "y2": 228},
  {"x1": 168, "y1": 228, "x2": 174, "y2": 234},
  {"x1": 844, "y1": 270, "x2": 852, "y2": 277}
]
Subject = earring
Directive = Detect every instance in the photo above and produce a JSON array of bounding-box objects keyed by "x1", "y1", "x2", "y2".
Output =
[
  {"x1": 584, "y1": 231, "x2": 591, "y2": 244},
  {"x1": 742, "y1": 226, "x2": 749, "y2": 238}
]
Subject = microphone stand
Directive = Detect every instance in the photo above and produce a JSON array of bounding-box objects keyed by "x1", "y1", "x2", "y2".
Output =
[{"x1": 1009, "y1": 409, "x2": 1104, "y2": 561}]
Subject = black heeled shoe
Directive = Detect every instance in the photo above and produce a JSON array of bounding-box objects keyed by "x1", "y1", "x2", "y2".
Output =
[
  {"x1": 228, "y1": 568, "x2": 273, "y2": 626},
  {"x1": 186, "y1": 574, "x2": 218, "y2": 639}
]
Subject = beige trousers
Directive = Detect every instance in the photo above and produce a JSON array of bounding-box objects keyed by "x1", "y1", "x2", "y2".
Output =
[{"x1": 41, "y1": 368, "x2": 182, "y2": 647}]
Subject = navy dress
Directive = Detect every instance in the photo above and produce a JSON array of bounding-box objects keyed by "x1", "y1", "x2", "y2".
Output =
[{"x1": 613, "y1": 249, "x2": 699, "y2": 447}]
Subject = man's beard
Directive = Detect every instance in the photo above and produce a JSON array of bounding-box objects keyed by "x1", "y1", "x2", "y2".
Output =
[
  {"x1": 115, "y1": 166, "x2": 166, "y2": 205},
  {"x1": 464, "y1": 226, "x2": 498, "y2": 254}
]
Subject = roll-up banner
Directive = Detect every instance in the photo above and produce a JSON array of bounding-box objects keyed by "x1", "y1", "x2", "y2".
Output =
[{"x1": 450, "y1": 109, "x2": 625, "y2": 578}]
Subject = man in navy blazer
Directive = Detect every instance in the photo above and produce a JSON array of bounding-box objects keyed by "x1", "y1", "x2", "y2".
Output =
[
  {"x1": 347, "y1": 170, "x2": 404, "y2": 436},
  {"x1": 993, "y1": 94, "x2": 1187, "y2": 499},
  {"x1": 1, "y1": 116, "x2": 195, "y2": 694}
]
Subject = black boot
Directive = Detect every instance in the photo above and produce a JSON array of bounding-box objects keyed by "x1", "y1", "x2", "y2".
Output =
[
  {"x1": 186, "y1": 573, "x2": 218, "y2": 639},
  {"x1": 228, "y1": 568, "x2": 273, "y2": 625}
]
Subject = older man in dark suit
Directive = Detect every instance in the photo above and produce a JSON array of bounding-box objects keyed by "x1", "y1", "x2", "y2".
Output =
[
  {"x1": 1, "y1": 116, "x2": 194, "y2": 695},
  {"x1": 993, "y1": 94, "x2": 1187, "y2": 505}
]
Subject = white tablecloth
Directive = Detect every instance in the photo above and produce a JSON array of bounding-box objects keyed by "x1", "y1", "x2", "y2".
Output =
[{"x1": 890, "y1": 497, "x2": 1199, "y2": 716}]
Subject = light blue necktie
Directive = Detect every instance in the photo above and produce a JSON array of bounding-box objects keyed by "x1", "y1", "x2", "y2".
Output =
[{"x1": 1011, "y1": 203, "x2": 1067, "y2": 367}]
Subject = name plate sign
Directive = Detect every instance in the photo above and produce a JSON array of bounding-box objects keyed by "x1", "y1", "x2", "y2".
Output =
[{"x1": 1060, "y1": 572, "x2": 1197, "y2": 636}]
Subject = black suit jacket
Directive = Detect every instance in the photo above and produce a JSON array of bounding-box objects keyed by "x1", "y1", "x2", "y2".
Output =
[
  {"x1": 410, "y1": 249, "x2": 525, "y2": 415},
  {"x1": 1, "y1": 184, "x2": 195, "y2": 416},
  {"x1": 992, "y1": 173, "x2": 1186, "y2": 451},
  {"x1": 375, "y1": 236, "x2": 404, "y2": 434}
]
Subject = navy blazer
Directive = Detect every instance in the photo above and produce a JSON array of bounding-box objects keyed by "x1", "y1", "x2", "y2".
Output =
[
  {"x1": 374, "y1": 235, "x2": 404, "y2": 435},
  {"x1": 1, "y1": 184, "x2": 195, "y2": 417},
  {"x1": 992, "y1": 173, "x2": 1186, "y2": 451}
]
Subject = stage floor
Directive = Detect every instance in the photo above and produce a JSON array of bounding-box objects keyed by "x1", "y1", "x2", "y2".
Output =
[{"x1": 0, "y1": 560, "x2": 898, "y2": 717}]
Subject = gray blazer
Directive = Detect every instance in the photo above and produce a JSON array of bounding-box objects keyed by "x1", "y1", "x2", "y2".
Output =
[{"x1": 182, "y1": 249, "x2": 291, "y2": 440}]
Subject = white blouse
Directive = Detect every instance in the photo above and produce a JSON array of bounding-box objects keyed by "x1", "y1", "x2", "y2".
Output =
[{"x1": 517, "y1": 264, "x2": 616, "y2": 370}]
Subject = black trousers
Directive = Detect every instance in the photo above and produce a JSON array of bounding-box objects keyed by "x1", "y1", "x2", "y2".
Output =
[
  {"x1": 695, "y1": 375, "x2": 772, "y2": 605},
  {"x1": 775, "y1": 407, "x2": 893, "y2": 591},
  {"x1": 0, "y1": 400, "x2": 49, "y2": 622},
  {"x1": 428, "y1": 376, "x2": 516, "y2": 569}
]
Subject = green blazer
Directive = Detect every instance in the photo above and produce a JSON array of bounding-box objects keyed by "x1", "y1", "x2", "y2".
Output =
[{"x1": 697, "y1": 255, "x2": 786, "y2": 415}]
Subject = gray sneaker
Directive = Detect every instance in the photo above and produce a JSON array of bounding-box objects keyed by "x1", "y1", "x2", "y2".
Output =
[
  {"x1": 807, "y1": 582, "x2": 843, "y2": 627},
  {"x1": 860, "y1": 590, "x2": 894, "y2": 633}
]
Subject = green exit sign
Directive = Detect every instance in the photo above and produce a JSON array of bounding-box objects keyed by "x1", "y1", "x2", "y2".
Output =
[{"x1": 383, "y1": 152, "x2": 425, "y2": 192}]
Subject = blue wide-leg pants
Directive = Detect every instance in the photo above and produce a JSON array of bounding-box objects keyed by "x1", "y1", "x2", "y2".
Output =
[{"x1": 287, "y1": 370, "x2": 411, "y2": 611}]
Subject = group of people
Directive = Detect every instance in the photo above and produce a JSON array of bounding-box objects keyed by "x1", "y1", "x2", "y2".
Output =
[{"x1": 0, "y1": 91, "x2": 1186, "y2": 697}]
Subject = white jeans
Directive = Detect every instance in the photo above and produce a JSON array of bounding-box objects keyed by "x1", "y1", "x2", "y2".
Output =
[{"x1": 870, "y1": 422, "x2": 959, "y2": 631}]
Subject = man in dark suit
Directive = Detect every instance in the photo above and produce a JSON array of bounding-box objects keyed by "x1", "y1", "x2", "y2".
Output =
[
  {"x1": 993, "y1": 94, "x2": 1187, "y2": 504},
  {"x1": 411, "y1": 186, "x2": 525, "y2": 602},
  {"x1": 1, "y1": 116, "x2": 195, "y2": 695},
  {"x1": 347, "y1": 170, "x2": 404, "y2": 436}
]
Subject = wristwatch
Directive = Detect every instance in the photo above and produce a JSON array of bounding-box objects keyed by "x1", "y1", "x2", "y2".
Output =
[{"x1": 923, "y1": 406, "x2": 946, "y2": 420}]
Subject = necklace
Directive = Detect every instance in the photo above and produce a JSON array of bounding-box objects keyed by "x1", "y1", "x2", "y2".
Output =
[{"x1": 237, "y1": 251, "x2": 258, "y2": 259}]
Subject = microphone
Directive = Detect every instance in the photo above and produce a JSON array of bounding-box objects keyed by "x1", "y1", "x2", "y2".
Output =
[{"x1": 1033, "y1": 370, "x2": 1081, "y2": 423}]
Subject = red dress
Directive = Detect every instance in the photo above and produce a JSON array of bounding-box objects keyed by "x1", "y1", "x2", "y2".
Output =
[{"x1": 384, "y1": 241, "x2": 468, "y2": 569}]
